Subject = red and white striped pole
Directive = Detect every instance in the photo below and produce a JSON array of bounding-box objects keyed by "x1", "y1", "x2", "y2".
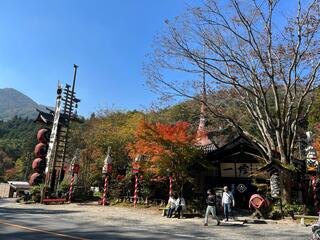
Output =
[
  {"x1": 102, "y1": 175, "x2": 108, "y2": 206},
  {"x1": 169, "y1": 176, "x2": 173, "y2": 196},
  {"x1": 312, "y1": 176, "x2": 318, "y2": 212},
  {"x1": 68, "y1": 173, "x2": 75, "y2": 202},
  {"x1": 134, "y1": 174, "x2": 138, "y2": 208}
]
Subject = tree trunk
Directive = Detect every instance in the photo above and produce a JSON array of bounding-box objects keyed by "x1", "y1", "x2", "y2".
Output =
[{"x1": 282, "y1": 171, "x2": 292, "y2": 204}]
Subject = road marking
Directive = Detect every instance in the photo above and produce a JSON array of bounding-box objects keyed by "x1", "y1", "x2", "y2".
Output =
[{"x1": 0, "y1": 220, "x2": 88, "y2": 240}]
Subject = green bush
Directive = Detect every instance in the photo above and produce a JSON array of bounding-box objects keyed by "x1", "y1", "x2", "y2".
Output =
[
  {"x1": 269, "y1": 209, "x2": 282, "y2": 220},
  {"x1": 283, "y1": 204, "x2": 305, "y2": 216},
  {"x1": 29, "y1": 184, "x2": 43, "y2": 203},
  {"x1": 57, "y1": 179, "x2": 71, "y2": 197}
]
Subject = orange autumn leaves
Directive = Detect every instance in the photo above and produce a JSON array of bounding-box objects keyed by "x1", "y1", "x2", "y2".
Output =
[
  {"x1": 313, "y1": 124, "x2": 320, "y2": 157},
  {"x1": 127, "y1": 119, "x2": 196, "y2": 175}
]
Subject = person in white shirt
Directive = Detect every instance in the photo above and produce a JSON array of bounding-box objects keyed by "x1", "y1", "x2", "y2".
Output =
[
  {"x1": 221, "y1": 186, "x2": 235, "y2": 221},
  {"x1": 175, "y1": 195, "x2": 186, "y2": 219},
  {"x1": 167, "y1": 194, "x2": 176, "y2": 218}
]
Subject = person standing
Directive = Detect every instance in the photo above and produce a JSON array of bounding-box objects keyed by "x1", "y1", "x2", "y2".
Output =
[
  {"x1": 222, "y1": 186, "x2": 235, "y2": 222},
  {"x1": 167, "y1": 193, "x2": 176, "y2": 218},
  {"x1": 175, "y1": 195, "x2": 186, "y2": 219},
  {"x1": 204, "y1": 189, "x2": 220, "y2": 226}
]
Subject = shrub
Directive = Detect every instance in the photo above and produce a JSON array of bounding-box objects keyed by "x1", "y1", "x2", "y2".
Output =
[
  {"x1": 283, "y1": 204, "x2": 305, "y2": 218},
  {"x1": 29, "y1": 184, "x2": 43, "y2": 203}
]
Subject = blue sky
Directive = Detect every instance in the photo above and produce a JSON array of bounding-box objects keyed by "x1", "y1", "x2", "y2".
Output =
[
  {"x1": 0, "y1": 0, "x2": 199, "y2": 116},
  {"x1": 0, "y1": 1, "x2": 304, "y2": 117}
]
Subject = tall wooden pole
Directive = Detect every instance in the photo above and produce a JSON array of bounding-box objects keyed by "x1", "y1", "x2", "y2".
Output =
[{"x1": 58, "y1": 64, "x2": 78, "y2": 186}]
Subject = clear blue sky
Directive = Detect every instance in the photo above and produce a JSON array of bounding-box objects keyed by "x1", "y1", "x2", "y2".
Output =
[
  {"x1": 0, "y1": 0, "x2": 199, "y2": 117},
  {"x1": 0, "y1": 1, "x2": 302, "y2": 117}
]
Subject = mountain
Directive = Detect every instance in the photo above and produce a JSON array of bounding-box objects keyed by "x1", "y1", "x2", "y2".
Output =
[{"x1": 0, "y1": 88, "x2": 46, "y2": 121}]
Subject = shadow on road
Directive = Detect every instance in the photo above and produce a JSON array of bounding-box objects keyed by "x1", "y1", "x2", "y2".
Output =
[{"x1": 0, "y1": 207, "x2": 81, "y2": 216}]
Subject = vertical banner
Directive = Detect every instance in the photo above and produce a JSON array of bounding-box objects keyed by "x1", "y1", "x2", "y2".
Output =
[
  {"x1": 306, "y1": 146, "x2": 319, "y2": 173},
  {"x1": 270, "y1": 172, "x2": 281, "y2": 198}
]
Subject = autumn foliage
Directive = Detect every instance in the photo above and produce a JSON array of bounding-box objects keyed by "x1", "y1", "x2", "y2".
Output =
[
  {"x1": 128, "y1": 119, "x2": 200, "y2": 193},
  {"x1": 313, "y1": 123, "x2": 320, "y2": 156}
]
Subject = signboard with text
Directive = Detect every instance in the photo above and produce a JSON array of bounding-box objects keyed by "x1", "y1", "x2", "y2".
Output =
[{"x1": 221, "y1": 163, "x2": 261, "y2": 178}]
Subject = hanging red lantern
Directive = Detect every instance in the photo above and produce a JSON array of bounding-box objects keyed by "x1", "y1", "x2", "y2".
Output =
[
  {"x1": 34, "y1": 143, "x2": 48, "y2": 158},
  {"x1": 29, "y1": 173, "x2": 45, "y2": 186},
  {"x1": 72, "y1": 164, "x2": 80, "y2": 174},
  {"x1": 37, "y1": 128, "x2": 51, "y2": 144},
  {"x1": 32, "y1": 158, "x2": 47, "y2": 172},
  {"x1": 132, "y1": 162, "x2": 140, "y2": 173}
]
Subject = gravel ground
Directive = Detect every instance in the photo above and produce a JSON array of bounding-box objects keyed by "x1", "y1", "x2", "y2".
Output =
[{"x1": 0, "y1": 199, "x2": 313, "y2": 239}]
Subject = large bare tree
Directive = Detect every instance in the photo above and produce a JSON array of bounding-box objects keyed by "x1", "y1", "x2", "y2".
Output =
[{"x1": 146, "y1": 0, "x2": 320, "y2": 202}]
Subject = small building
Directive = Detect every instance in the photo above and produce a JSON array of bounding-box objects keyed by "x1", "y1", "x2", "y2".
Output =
[
  {"x1": 198, "y1": 135, "x2": 266, "y2": 209},
  {"x1": 0, "y1": 181, "x2": 30, "y2": 198}
]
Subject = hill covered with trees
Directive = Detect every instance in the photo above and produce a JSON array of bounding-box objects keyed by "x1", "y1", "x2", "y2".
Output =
[
  {"x1": 0, "y1": 88, "x2": 47, "y2": 121},
  {"x1": 0, "y1": 116, "x2": 38, "y2": 181}
]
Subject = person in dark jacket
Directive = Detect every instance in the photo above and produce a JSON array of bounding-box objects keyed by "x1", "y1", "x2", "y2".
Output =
[{"x1": 204, "y1": 189, "x2": 220, "y2": 226}]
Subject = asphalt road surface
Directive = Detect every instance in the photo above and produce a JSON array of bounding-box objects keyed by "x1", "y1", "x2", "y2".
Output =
[{"x1": 0, "y1": 198, "x2": 311, "y2": 240}]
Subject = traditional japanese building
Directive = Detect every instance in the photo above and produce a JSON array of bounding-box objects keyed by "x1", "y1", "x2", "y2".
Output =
[
  {"x1": 193, "y1": 58, "x2": 266, "y2": 208},
  {"x1": 198, "y1": 134, "x2": 265, "y2": 208}
]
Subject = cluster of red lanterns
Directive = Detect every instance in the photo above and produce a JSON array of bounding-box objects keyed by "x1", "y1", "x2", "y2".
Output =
[{"x1": 29, "y1": 128, "x2": 50, "y2": 185}]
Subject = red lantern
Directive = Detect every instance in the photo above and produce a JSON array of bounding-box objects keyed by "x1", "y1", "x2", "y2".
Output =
[
  {"x1": 107, "y1": 164, "x2": 112, "y2": 174},
  {"x1": 132, "y1": 162, "x2": 140, "y2": 173},
  {"x1": 72, "y1": 164, "x2": 80, "y2": 174},
  {"x1": 32, "y1": 158, "x2": 47, "y2": 172},
  {"x1": 29, "y1": 173, "x2": 45, "y2": 186},
  {"x1": 34, "y1": 143, "x2": 48, "y2": 158},
  {"x1": 37, "y1": 128, "x2": 51, "y2": 144}
]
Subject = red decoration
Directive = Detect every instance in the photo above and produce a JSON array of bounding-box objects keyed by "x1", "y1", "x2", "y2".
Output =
[
  {"x1": 249, "y1": 194, "x2": 269, "y2": 209},
  {"x1": 29, "y1": 172, "x2": 44, "y2": 185},
  {"x1": 37, "y1": 128, "x2": 51, "y2": 144},
  {"x1": 29, "y1": 128, "x2": 49, "y2": 186},
  {"x1": 132, "y1": 162, "x2": 140, "y2": 173},
  {"x1": 102, "y1": 176, "x2": 108, "y2": 206},
  {"x1": 34, "y1": 143, "x2": 48, "y2": 158},
  {"x1": 107, "y1": 164, "x2": 112, "y2": 174},
  {"x1": 134, "y1": 174, "x2": 138, "y2": 208},
  {"x1": 72, "y1": 164, "x2": 80, "y2": 174},
  {"x1": 169, "y1": 176, "x2": 173, "y2": 196},
  {"x1": 312, "y1": 176, "x2": 318, "y2": 212},
  {"x1": 68, "y1": 174, "x2": 75, "y2": 202},
  {"x1": 32, "y1": 158, "x2": 46, "y2": 172}
]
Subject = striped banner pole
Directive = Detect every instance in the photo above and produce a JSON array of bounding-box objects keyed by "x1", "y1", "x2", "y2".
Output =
[
  {"x1": 169, "y1": 176, "x2": 173, "y2": 196},
  {"x1": 134, "y1": 174, "x2": 138, "y2": 208},
  {"x1": 312, "y1": 176, "x2": 318, "y2": 213},
  {"x1": 68, "y1": 173, "x2": 75, "y2": 203},
  {"x1": 102, "y1": 176, "x2": 108, "y2": 206}
]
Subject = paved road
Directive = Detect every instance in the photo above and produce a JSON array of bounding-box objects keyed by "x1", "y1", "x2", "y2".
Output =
[{"x1": 0, "y1": 198, "x2": 311, "y2": 239}]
